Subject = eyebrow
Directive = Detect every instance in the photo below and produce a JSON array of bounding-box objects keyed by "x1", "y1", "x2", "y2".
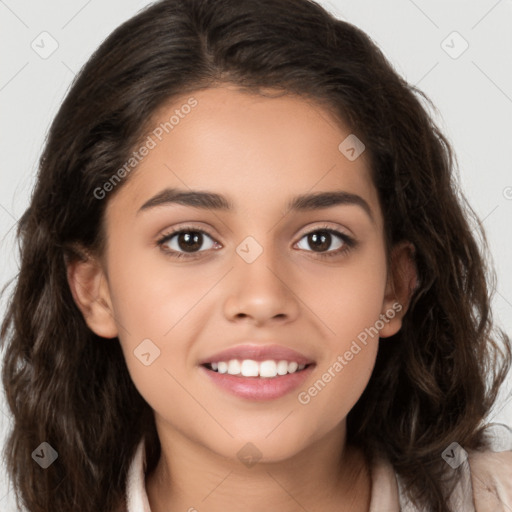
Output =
[{"x1": 137, "y1": 187, "x2": 374, "y2": 221}]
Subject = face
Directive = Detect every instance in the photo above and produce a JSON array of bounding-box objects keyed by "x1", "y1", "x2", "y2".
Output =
[{"x1": 70, "y1": 85, "x2": 411, "y2": 463}]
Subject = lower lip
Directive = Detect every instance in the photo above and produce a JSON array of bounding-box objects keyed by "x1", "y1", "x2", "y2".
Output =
[{"x1": 199, "y1": 364, "x2": 315, "y2": 401}]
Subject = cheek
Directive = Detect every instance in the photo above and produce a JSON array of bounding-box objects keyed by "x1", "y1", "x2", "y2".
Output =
[
  {"x1": 301, "y1": 246, "x2": 388, "y2": 342},
  {"x1": 294, "y1": 249, "x2": 387, "y2": 421},
  {"x1": 297, "y1": 312, "x2": 380, "y2": 435},
  {"x1": 105, "y1": 243, "x2": 229, "y2": 408},
  {"x1": 106, "y1": 239, "x2": 216, "y2": 340}
]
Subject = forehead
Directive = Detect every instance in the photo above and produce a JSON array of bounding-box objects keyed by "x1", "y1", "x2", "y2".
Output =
[{"x1": 107, "y1": 85, "x2": 379, "y2": 221}]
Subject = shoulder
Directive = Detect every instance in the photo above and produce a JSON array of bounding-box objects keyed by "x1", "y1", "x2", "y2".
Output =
[{"x1": 468, "y1": 448, "x2": 512, "y2": 511}]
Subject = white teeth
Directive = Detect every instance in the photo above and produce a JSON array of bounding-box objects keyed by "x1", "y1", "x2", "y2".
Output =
[
  {"x1": 240, "y1": 359, "x2": 259, "y2": 377},
  {"x1": 276, "y1": 360, "x2": 288, "y2": 375},
  {"x1": 207, "y1": 359, "x2": 309, "y2": 378},
  {"x1": 259, "y1": 360, "x2": 277, "y2": 378},
  {"x1": 288, "y1": 361, "x2": 298, "y2": 373},
  {"x1": 227, "y1": 359, "x2": 241, "y2": 375}
]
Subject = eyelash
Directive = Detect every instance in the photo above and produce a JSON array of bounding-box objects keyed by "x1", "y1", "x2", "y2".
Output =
[{"x1": 156, "y1": 224, "x2": 357, "y2": 260}]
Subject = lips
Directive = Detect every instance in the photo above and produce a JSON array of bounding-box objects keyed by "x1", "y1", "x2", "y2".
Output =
[
  {"x1": 198, "y1": 343, "x2": 315, "y2": 366},
  {"x1": 197, "y1": 343, "x2": 316, "y2": 400},
  {"x1": 199, "y1": 363, "x2": 315, "y2": 401}
]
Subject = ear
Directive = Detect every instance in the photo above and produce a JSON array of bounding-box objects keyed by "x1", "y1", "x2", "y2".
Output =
[
  {"x1": 379, "y1": 241, "x2": 418, "y2": 338},
  {"x1": 65, "y1": 250, "x2": 119, "y2": 339}
]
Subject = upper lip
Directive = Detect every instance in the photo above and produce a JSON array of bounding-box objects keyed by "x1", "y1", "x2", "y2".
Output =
[{"x1": 198, "y1": 343, "x2": 316, "y2": 366}]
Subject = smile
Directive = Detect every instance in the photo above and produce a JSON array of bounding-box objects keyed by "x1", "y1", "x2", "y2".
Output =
[
  {"x1": 200, "y1": 361, "x2": 315, "y2": 401},
  {"x1": 205, "y1": 359, "x2": 309, "y2": 378}
]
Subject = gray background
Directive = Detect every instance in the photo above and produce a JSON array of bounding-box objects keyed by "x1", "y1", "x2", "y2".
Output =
[{"x1": 1, "y1": 0, "x2": 511, "y2": 509}]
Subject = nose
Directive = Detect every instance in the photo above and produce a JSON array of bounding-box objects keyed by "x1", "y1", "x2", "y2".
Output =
[{"x1": 223, "y1": 242, "x2": 300, "y2": 326}]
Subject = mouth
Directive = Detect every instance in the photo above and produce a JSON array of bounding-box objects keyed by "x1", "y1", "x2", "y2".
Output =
[
  {"x1": 199, "y1": 359, "x2": 316, "y2": 401},
  {"x1": 198, "y1": 343, "x2": 316, "y2": 400}
]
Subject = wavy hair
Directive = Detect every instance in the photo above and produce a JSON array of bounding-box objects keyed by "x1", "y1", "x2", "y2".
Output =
[{"x1": 1, "y1": 0, "x2": 510, "y2": 510}]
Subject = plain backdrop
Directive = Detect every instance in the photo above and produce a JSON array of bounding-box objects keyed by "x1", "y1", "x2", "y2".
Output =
[{"x1": 1, "y1": 0, "x2": 511, "y2": 509}]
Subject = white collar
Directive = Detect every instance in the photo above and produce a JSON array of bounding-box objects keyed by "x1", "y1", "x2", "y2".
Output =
[{"x1": 126, "y1": 439, "x2": 152, "y2": 512}]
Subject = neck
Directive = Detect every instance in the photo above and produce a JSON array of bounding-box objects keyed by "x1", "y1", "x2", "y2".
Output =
[{"x1": 145, "y1": 422, "x2": 371, "y2": 512}]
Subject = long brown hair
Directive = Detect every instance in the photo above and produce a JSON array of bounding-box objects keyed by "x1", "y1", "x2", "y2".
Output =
[{"x1": 1, "y1": 0, "x2": 510, "y2": 510}]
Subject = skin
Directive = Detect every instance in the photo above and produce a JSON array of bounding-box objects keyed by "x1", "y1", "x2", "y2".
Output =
[{"x1": 67, "y1": 85, "x2": 417, "y2": 512}]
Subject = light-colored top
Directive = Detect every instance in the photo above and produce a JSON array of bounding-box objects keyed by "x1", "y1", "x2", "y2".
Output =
[{"x1": 126, "y1": 436, "x2": 512, "y2": 511}]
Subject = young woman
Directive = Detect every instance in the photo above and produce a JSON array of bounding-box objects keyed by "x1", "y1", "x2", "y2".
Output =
[{"x1": 1, "y1": 0, "x2": 511, "y2": 511}]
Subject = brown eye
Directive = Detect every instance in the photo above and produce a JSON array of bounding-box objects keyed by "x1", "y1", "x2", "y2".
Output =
[
  {"x1": 295, "y1": 227, "x2": 357, "y2": 259},
  {"x1": 305, "y1": 231, "x2": 332, "y2": 252},
  {"x1": 158, "y1": 228, "x2": 219, "y2": 258},
  {"x1": 175, "y1": 231, "x2": 204, "y2": 252},
  {"x1": 297, "y1": 229, "x2": 343, "y2": 253}
]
